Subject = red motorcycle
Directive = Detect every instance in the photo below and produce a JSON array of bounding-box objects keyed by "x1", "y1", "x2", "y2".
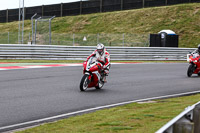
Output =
[
  {"x1": 80, "y1": 57, "x2": 105, "y2": 91},
  {"x1": 187, "y1": 53, "x2": 200, "y2": 77}
]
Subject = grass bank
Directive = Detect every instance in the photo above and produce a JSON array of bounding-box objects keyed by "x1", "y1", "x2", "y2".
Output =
[
  {"x1": 15, "y1": 93, "x2": 200, "y2": 133},
  {"x1": 0, "y1": 3, "x2": 199, "y2": 47}
]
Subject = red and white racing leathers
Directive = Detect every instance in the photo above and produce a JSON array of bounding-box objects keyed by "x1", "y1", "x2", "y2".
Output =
[{"x1": 87, "y1": 49, "x2": 110, "y2": 74}]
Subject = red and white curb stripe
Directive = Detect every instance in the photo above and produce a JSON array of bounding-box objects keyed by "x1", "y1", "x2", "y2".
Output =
[
  {"x1": 0, "y1": 62, "x2": 143, "y2": 71},
  {"x1": 0, "y1": 64, "x2": 82, "y2": 71}
]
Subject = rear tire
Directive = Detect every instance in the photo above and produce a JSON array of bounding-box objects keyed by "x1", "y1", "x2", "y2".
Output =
[
  {"x1": 95, "y1": 81, "x2": 104, "y2": 90},
  {"x1": 80, "y1": 74, "x2": 89, "y2": 91},
  {"x1": 187, "y1": 64, "x2": 195, "y2": 77}
]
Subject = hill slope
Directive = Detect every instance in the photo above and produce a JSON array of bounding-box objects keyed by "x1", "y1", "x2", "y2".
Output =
[{"x1": 0, "y1": 3, "x2": 199, "y2": 47}]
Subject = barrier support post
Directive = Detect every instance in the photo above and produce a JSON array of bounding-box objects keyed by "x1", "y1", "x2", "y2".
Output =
[
  {"x1": 193, "y1": 103, "x2": 200, "y2": 133},
  {"x1": 173, "y1": 119, "x2": 194, "y2": 133}
]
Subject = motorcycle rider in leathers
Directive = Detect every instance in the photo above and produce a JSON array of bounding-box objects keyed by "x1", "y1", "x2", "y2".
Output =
[
  {"x1": 86, "y1": 43, "x2": 110, "y2": 82},
  {"x1": 191, "y1": 44, "x2": 200, "y2": 55}
]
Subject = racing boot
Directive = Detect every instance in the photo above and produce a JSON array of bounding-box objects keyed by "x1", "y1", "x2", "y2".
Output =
[
  {"x1": 103, "y1": 75, "x2": 107, "y2": 83},
  {"x1": 104, "y1": 69, "x2": 109, "y2": 76}
]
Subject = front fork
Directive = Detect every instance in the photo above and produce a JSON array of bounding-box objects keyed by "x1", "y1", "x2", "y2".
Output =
[
  {"x1": 190, "y1": 63, "x2": 197, "y2": 73},
  {"x1": 190, "y1": 62, "x2": 197, "y2": 68},
  {"x1": 84, "y1": 72, "x2": 92, "y2": 83}
]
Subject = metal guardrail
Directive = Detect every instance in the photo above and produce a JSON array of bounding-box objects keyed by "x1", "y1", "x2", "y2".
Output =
[
  {"x1": 156, "y1": 101, "x2": 200, "y2": 133},
  {"x1": 0, "y1": 44, "x2": 195, "y2": 60}
]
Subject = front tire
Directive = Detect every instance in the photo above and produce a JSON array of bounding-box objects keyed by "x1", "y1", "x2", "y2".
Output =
[
  {"x1": 187, "y1": 64, "x2": 195, "y2": 77},
  {"x1": 80, "y1": 74, "x2": 89, "y2": 91}
]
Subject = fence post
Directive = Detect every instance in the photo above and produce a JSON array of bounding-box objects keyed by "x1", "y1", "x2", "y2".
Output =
[
  {"x1": 6, "y1": 9, "x2": 9, "y2": 23},
  {"x1": 42, "y1": 5, "x2": 44, "y2": 16},
  {"x1": 18, "y1": 4, "x2": 21, "y2": 44},
  {"x1": 193, "y1": 103, "x2": 200, "y2": 133},
  {"x1": 146, "y1": 34, "x2": 150, "y2": 47},
  {"x1": 80, "y1": 0, "x2": 82, "y2": 15},
  {"x1": 61, "y1": 3, "x2": 63, "y2": 17},
  {"x1": 165, "y1": 0, "x2": 168, "y2": 5},
  {"x1": 143, "y1": 0, "x2": 145, "y2": 8},
  {"x1": 8, "y1": 32, "x2": 9, "y2": 44},
  {"x1": 24, "y1": 7, "x2": 26, "y2": 20},
  {"x1": 121, "y1": 0, "x2": 123, "y2": 10},
  {"x1": 173, "y1": 119, "x2": 194, "y2": 133},
  {"x1": 31, "y1": 13, "x2": 37, "y2": 44},
  {"x1": 35, "y1": 19, "x2": 37, "y2": 44},
  {"x1": 123, "y1": 33, "x2": 125, "y2": 47},
  {"x1": 73, "y1": 34, "x2": 75, "y2": 46},
  {"x1": 49, "y1": 16, "x2": 55, "y2": 45},
  {"x1": 97, "y1": 33, "x2": 99, "y2": 44},
  {"x1": 29, "y1": 32, "x2": 31, "y2": 42},
  {"x1": 100, "y1": 0, "x2": 102, "y2": 12},
  {"x1": 49, "y1": 19, "x2": 51, "y2": 45}
]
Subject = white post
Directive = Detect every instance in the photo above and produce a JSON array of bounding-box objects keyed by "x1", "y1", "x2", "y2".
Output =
[
  {"x1": 8, "y1": 32, "x2": 9, "y2": 44},
  {"x1": 22, "y1": 0, "x2": 24, "y2": 44},
  {"x1": 49, "y1": 16, "x2": 55, "y2": 45},
  {"x1": 18, "y1": 0, "x2": 21, "y2": 44},
  {"x1": 97, "y1": 33, "x2": 99, "y2": 44},
  {"x1": 49, "y1": 20, "x2": 51, "y2": 45},
  {"x1": 18, "y1": 0, "x2": 25, "y2": 44},
  {"x1": 34, "y1": 19, "x2": 37, "y2": 44},
  {"x1": 73, "y1": 34, "x2": 75, "y2": 46},
  {"x1": 29, "y1": 32, "x2": 30, "y2": 42},
  {"x1": 31, "y1": 13, "x2": 37, "y2": 44},
  {"x1": 123, "y1": 33, "x2": 125, "y2": 47}
]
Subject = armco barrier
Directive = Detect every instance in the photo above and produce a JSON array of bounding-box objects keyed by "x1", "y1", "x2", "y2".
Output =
[
  {"x1": 0, "y1": 44, "x2": 195, "y2": 60},
  {"x1": 156, "y1": 101, "x2": 200, "y2": 133}
]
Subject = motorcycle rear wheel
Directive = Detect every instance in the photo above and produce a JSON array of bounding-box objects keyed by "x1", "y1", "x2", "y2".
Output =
[
  {"x1": 95, "y1": 81, "x2": 104, "y2": 90},
  {"x1": 80, "y1": 74, "x2": 89, "y2": 91},
  {"x1": 187, "y1": 64, "x2": 195, "y2": 77}
]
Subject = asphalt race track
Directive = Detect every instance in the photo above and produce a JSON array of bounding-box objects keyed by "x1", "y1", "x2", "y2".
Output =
[{"x1": 0, "y1": 63, "x2": 200, "y2": 132}]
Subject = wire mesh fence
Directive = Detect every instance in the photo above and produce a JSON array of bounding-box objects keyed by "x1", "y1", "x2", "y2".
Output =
[
  {"x1": 0, "y1": 32, "x2": 31, "y2": 44},
  {"x1": 0, "y1": 32, "x2": 149, "y2": 47}
]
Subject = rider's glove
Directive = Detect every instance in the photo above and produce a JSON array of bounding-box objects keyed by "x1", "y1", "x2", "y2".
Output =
[{"x1": 86, "y1": 57, "x2": 90, "y2": 62}]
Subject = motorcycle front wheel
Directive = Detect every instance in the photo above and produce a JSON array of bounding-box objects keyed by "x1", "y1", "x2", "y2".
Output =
[
  {"x1": 187, "y1": 64, "x2": 195, "y2": 77},
  {"x1": 80, "y1": 74, "x2": 89, "y2": 91}
]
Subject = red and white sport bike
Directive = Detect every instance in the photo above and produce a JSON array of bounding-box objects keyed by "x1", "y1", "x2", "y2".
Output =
[
  {"x1": 187, "y1": 53, "x2": 200, "y2": 77},
  {"x1": 80, "y1": 57, "x2": 105, "y2": 91}
]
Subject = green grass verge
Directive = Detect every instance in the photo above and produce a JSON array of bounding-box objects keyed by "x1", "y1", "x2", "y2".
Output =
[
  {"x1": 16, "y1": 93, "x2": 200, "y2": 133},
  {"x1": 0, "y1": 3, "x2": 199, "y2": 47}
]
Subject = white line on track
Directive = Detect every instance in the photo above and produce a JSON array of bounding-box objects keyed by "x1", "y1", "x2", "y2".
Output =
[{"x1": 1, "y1": 90, "x2": 200, "y2": 132}]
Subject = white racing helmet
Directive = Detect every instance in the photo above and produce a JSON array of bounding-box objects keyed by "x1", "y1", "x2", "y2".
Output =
[{"x1": 97, "y1": 43, "x2": 105, "y2": 55}]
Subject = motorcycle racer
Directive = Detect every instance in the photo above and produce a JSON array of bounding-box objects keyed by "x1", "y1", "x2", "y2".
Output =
[
  {"x1": 86, "y1": 43, "x2": 110, "y2": 82},
  {"x1": 191, "y1": 44, "x2": 200, "y2": 55}
]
